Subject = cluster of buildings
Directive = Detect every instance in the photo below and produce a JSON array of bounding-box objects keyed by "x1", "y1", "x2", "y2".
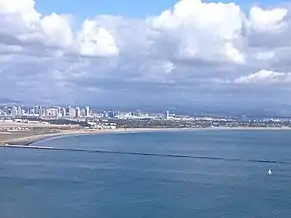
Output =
[
  {"x1": 0, "y1": 105, "x2": 174, "y2": 121},
  {"x1": 2, "y1": 104, "x2": 291, "y2": 129},
  {"x1": 0, "y1": 105, "x2": 91, "y2": 119}
]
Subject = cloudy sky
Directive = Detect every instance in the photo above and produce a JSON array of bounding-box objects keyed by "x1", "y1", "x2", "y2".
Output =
[{"x1": 1, "y1": 0, "x2": 291, "y2": 110}]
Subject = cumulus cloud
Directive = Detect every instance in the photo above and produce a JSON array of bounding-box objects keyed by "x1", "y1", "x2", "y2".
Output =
[
  {"x1": 148, "y1": 0, "x2": 246, "y2": 64},
  {"x1": 1, "y1": 0, "x2": 291, "y2": 108},
  {"x1": 248, "y1": 6, "x2": 288, "y2": 32},
  {"x1": 76, "y1": 20, "x2": 119, "y2": 57},
  {"x1": 0, "y1": 0, "x2": 118, "y2": 57}
]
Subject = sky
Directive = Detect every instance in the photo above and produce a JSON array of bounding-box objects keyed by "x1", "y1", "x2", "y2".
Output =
[
  {"x1": 34, "y1": 0, "x2": 282, "y2": 18},
  {"x1": 0, "y1": 0, "x2": 291, "y2": 111}
]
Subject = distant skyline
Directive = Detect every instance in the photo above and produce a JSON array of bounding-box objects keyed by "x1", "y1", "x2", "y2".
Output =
[{"x1": 1, "y1": 0, "x2": 291, "y2": 109}]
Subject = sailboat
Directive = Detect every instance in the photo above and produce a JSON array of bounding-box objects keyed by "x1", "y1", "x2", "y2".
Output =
[{"x1": 268, "y1": 169, "x2": 272, "y2": 175}]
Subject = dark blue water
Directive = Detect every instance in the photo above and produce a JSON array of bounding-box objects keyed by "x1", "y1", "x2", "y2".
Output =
[{"x1": 1, "y1": 130, "x2": 291, "y2": 217}]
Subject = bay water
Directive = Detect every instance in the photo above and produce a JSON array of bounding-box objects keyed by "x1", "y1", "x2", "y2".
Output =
[{"x1": 1, "y1": 130, "x2": 291, "y2": 217}]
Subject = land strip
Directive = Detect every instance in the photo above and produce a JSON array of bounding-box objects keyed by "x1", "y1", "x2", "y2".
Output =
[{"x1": 1, "y1": 125, "x2": 291, "y2": 147}]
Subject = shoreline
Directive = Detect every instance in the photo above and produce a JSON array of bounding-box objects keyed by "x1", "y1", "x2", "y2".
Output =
[
  {"x1": 0, "y1": 128, "x2": 191, "y2": 146},
  {"x1": 1, "y1": 126, "x2": 291, "y2": 146}
]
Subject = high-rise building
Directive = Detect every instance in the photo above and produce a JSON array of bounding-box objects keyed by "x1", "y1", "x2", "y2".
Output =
[
  {"x1": 61, "y1": 108, "x2": 66, "y2": 118},
  {"x1": 40, "y1": 108, "x2": 46, "y2": 117},
  {"x1": 103, "y1": 111, "x2": 108, "y2": 118},
  {"x1": 46, "y1": 108, "x2": 58, "y2": 118},
  {"x1": 80, "y1": 109, "x2": 85, "y2": 117},
  {"x1": 34, "y1": 105, "x2": 40, "y2": 115},
  {"x1": 76, "y1": 107, "x2": 81, "y2": 118},
  {"x1": 12, "y1": 106, "x2": 18, "y2": 117},
  {"x1": 29, "y1": 108, "x2": 35, "y2": 115},
  {"x1": 56, "y1": 107, "x2": 61, "y2": 116},
  {"x1": 7, "y1": 108, "x2": 11, "y2": 116},
  {"x1": 108, "y1": 110, "x2": 115, "y2": 118},
  {"x1": 69, "y1": 107, "x2": 76, "y2": 118},
  {"x1": 85, "y1": 106, "x2": 90, "y2": 117},
  {"x1": 165, "y1": 110, "x2": 170, "y2": 120},
  {"x1": 32, "y1": 106, "x2": 42, "y2": 116},
  {"x1": 17, "y1": 106, "x2": 22, "y2": 116}
]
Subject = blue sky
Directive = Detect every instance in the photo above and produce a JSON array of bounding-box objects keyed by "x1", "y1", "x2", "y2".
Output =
[
  {"x1": 35, "y1": 0, "x2": 279, "y2": 19},
  {"x1": 35, "y1": 0, "x2": 178, "y2": 18}
]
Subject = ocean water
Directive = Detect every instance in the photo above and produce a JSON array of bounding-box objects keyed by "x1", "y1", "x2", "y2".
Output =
[{"x1": 1, "y1": 130, "x2": 291, "y2": 218}]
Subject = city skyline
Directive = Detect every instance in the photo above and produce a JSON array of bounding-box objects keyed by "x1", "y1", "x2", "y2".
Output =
[
  {"x1": 0, "y1": 104, "x2": 178, "y2": 127},
  {"x1": 2, "y1": 103, "x2": 291, "y2": 131},
  {"x1": 0, "y1": 0, "x2": 291, "y2": 108}
]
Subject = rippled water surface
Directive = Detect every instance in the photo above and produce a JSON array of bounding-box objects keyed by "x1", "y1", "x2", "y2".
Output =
[{"x1": 1, "y1": 130, "x2": 291, "y2": 218}]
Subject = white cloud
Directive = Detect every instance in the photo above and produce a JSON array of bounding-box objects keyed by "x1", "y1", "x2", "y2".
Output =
[
  {"x1": 148, "y1": 0, "x2": 246, "y2": 64},
  {"x1": 1, "y1": 0, "x2": 291, "y2": 108},
  {"x1": 255, "y1": 52, "x2": 275, "y2": 60},
  {"x1": 40, "y1": 13, "x2": 73, "y2": 47},
  {"x1": 76, "y1": 20, "x2": 119, "y2": 57},
  {"x1": 234, "y1": 69, "x2": 291, "y2": 84},
  {"x1": 0, "y1": 0, "x2": 118, "y2": 57},
  {"x1": 248, "y1": 6, "x2": 288, "y2": 32},
  {"x1": 0, "y1": 0, "x2": 40, "y2": 22}
]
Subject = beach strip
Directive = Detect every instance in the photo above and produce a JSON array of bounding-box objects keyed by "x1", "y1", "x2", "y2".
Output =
[{"x1": 1, "y1": 126, "x2": 291, "y2": 146}]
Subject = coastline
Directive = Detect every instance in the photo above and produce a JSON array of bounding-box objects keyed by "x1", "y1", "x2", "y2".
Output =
[
  {"x1": 0, "y1": 128, "x2": 191, "y2": 146},
  {"x1": 1, "y1": 126, "x2": 291, "y2": 146}
]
